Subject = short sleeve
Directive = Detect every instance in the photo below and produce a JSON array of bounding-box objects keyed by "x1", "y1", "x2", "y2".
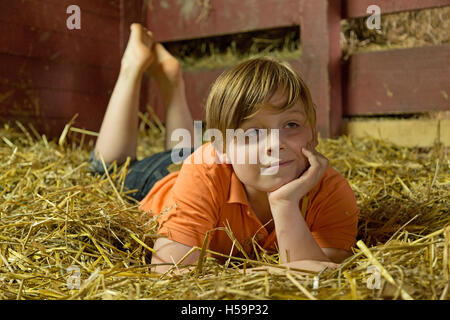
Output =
[
  {"x1": 156, "y1": 159, "x2": 225, "y2": 249},
  {"x1": 309, "y1": 170, "x2": 359, "y2": 251}
]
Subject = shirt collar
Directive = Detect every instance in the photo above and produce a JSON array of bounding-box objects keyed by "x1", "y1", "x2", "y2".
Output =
[{"x1": 226, "y1": 169, "x2": 250, "y2": 206}]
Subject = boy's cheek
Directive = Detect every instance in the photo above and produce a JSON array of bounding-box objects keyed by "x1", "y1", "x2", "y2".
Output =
[{"x1": 294, "y1": 144, "x2": 308, "y2": 163}]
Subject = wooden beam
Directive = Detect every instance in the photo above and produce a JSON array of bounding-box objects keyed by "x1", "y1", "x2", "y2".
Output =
[
  {"x1": 342, "y1": 117, "x2": 450, "y2": 147},
  {"x1": 0, "y1": 0, "x2": 123, "y2": 140},
  {"x1": 147, "y1": 0, "x2": 301, "y2": 42},
  {"x1": 120, "y1": 0, "x2": 145, "y2": 54},
  {"x1": 344, "y1": 44, "x2": 450, "y2": 116},
  {"x1": 0, "y1": 0, "x2": 119, "y2": 43},
  {"x1": 42, "y1": 0, "x2": 120, "y2": 18},
  {"x1": 0, "y1": 53, "x2": 118, "y2": 96},
  {"x1": 344, "y1": 0, "x2": 450, "y2": 18},
  {"x1": 0, "y1": 21, "x2": 119, "y2": 68},
  {"x1": 300, "y1": 0, "x2": 343, "y2": 138},
  {"x1": 0, "y1": 83, "x2": 111, "y2": 119}
]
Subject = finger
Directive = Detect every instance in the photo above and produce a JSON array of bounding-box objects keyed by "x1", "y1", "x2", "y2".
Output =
[
  {"x1": 129, "y1": 23, "x2": 141, "y2": 40},
  {"x1": 304, "y1": 143, "x2": 328, "y2": 162},
  {"x1": 130, "y1": 22, "x2": 140, "y2": 30},
  {"x1": 302, "y1": 147, "x2": 321, "y2": 168},
  {"x1": 302, "y1": 150, "x2": 329, "y2": 178},
  {"x1": 311, "y1": 150, "x2": 329, "y2": 167}
]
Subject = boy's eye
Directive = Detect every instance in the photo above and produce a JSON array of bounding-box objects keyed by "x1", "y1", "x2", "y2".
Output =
[{"x1": 284, "y1": 122, "x2": 299, "y2": 129}]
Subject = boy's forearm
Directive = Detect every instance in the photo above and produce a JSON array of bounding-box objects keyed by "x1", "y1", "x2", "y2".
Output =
[{"x1": 270, "y1": 203, "x2": 331, "y2": 263}]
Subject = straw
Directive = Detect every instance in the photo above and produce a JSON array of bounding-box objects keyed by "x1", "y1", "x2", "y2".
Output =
[{"x1": 0, "y1": 105, "x2": 448, "y2": 299}]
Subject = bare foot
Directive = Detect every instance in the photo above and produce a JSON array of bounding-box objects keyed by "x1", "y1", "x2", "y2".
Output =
[
  {"x1": 121, "y1": 23, "x2": 155, "y2": 73},
  {"x1": 148, "y1": 43, "x2": 183, "y2": 89}
]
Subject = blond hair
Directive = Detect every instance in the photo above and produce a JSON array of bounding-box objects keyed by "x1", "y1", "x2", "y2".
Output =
[{"x1": 205, "y1": 57, "x2": 316, "y2": 139}]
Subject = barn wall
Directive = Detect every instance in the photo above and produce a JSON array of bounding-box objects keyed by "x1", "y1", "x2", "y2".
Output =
[
  {"x1": 147, "y1": 0, "x2": 450, "y2": 141},
  {"x1": 1, "y1": 0, "x2": 448, "y2": 145},
  {"x1": 0, "y1": 0, "x2": 123, "y2": 141}
]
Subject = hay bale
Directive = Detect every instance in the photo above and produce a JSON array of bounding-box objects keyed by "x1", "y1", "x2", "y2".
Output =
[
  {"x1": 0, "y1": 115, "x2": 448, "y2": 300},
  {"x1": 342, "y1": 6, "x2": 450, "y2": 59}
]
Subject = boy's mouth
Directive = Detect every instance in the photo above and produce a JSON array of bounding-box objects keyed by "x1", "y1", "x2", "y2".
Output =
[
  {"x1": 260, "y1": 160, "x2": 294, "y2": 175},
  {"x1": 263, "y1": 160, "x2": 294, "y2": 168}
]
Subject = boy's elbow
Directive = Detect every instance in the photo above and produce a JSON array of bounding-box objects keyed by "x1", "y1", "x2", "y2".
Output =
[
  {"x1": 150, "y1": 262, "x2": 173, "y2": 274},
  {"x1": 150, "y1": 237, "x2": 200, "y2": 275},
  {"x1": 322, "y1": 248, "x2": 353, "y2": 264},
  {"x1": 150, "y1": 263, "x2": 196, "y2": 275}
]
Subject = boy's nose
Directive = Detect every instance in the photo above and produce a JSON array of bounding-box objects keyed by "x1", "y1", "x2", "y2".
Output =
[{"x1": 264, "y1": 129, "x2": 285, "y2": 156}]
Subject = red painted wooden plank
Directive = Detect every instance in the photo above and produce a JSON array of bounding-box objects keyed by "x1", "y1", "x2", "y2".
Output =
[
  {"x1": 0, "y1": 84, "x2": 111, "y2": 120},
  {"x1": 299, "y1": 0, "x2": 343, "y2": 138},
  {"x1": 0, "y1": 82, "x2": 108, "y2": 142},
  {"x1": 0, "y1": 21, "x2": 120, "y2": 68},
  {"x1": 120, "y1": 0, "x2": 145, "y2": 55},
  {"x1": 0, "y1": 54, "x2": 118, "y2": 95},
  {"x1": 0, "y1": 0, "x2": 123, "y2": 141},
  {"x1": 0, "y1": 0, "x2": 119, "y2": 43},
  {"x1": 327, "y1": 0, "x2": 343, "y2": 138},
  {"x1": 42, "y1": 0, "x2": 120, "y2": 18},
  {"x1": 344, "y1": 44, "x2": 450, "y2": 116},
  {"x1": 345, "y1": 0, "x2": 450, "y2": 18},
  {"x1": 147, "y1": 0, "x2": 301, "y2": 42}
]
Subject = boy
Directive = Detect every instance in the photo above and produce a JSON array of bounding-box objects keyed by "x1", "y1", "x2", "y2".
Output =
[{"x1": 90, "y1": 24, "x2": 359, "y2": 274}]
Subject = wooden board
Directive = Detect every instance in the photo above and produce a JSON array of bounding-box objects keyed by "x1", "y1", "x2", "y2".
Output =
[
  {"x1": 344, "y1": 44, "x2": 450, "y2": 116},
  {"x1": 0, "y1": 0, "x2": 123, "y2": 139},
  {"x1": 0, "y1": 53, "x2": 118, "y2": 96},
  {"x1": 120, "y1": 0, "x2": 146, "y2": 54},
  {"x1": 345, "y1": 0, "x2": 450, "y2": 18},
  {"x1": 342, "y1": 117, "x2": 450, "y2": 147},
  {"x1": 150, "y1": 0, "x2": 343, "y2": 139},
  {"x1": 147, "y1": 0, "x2": 301, "y2": 42},
  {"x1": 42, "y1": 0, "x2": 120, "y2": 18},
  {"x1": 299, "y1": 0, "x2": 343, "y2": 138},
  {"x1": 0, "y1": 83, "x2": 111, "y2": 119},
  {"x1": 0, "y1": 0, "x2": 119, "y2": 43},
  {"x1": 0, "y1": 81, "x2": 108, "y2": 143},
  {"x1": 0, "y1": 21, "x2": 119, "y2": 68}
]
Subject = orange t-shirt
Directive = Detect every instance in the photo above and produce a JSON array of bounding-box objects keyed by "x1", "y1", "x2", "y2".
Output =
[{"x1": 138, "y1": 143, "x2": 359, "y2": 260}]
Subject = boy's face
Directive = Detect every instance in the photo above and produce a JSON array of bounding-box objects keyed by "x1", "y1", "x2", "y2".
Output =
[{"x1": 226, "y1": 90, "x2": 318, "y2": 193}]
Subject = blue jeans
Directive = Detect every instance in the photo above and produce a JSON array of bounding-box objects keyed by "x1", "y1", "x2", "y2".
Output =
[{"x1": 88, "y1": 148, "x2": 193, "y2": 202}]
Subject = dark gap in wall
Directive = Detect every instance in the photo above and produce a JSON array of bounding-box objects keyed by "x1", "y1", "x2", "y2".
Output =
[{"x1": 162, "y1": 26, "x2": 301, "y2": 70}]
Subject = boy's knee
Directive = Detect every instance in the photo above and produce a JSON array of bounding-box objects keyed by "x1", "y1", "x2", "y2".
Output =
[
  {"x1": 87, "y1": 149, "x2": 136, "y2": 177},
  {"x1": 88, "y1": 149, "x2": 110, "y2": 176}
]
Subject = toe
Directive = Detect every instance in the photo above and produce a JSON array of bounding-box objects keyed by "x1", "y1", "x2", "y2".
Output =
[{"x1": 130, "y1": 23, "x2": 141, "y2": 32}]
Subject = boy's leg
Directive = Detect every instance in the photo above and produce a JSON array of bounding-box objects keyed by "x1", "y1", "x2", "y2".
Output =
[
  {"x1": 94, "y1": 23, "x2": 154, "y2": 165},
  {"x1": 149, "y1": 44, "x2": 194, "y2": 150},
  {"x1": 94, "y1": 23, "x2": 194, "y2": 166}
]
